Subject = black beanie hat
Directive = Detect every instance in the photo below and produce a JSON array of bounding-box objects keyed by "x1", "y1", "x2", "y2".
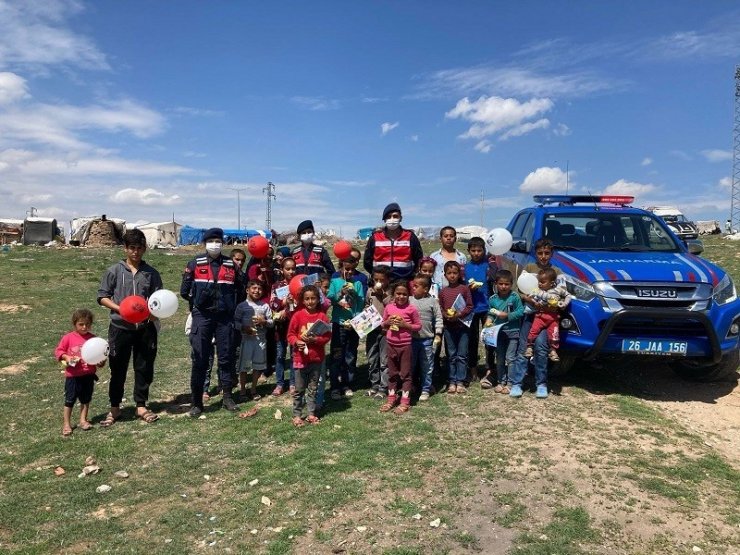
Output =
[
  {"x1": 296, "y1": 220, "x2": 314, "y2": 234},
  {"x1": 382, "y1": 202, "x2": 401, "y2": 220},
  {"x1": 203, "y1": 227, "x2": 224, "y2": 242}
]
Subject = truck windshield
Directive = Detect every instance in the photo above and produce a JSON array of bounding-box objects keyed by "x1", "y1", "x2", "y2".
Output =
[{"x1": 543, "y1": 213, "x2": 681, "y2": 252}]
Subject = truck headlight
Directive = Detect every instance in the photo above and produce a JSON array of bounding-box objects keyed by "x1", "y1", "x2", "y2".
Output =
[
  {"x1": 563, "y1": 274, "x2": 596, "y2": 302},
  {"x1": 713, "y1": 274, "x2": 737, "y2": 305}
]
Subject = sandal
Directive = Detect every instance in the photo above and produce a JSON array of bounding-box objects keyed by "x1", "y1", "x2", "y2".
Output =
[
  {"x1": 100, "y1": 411, "x2": 120, "y2": 428},
  {"x1": 238, "y1": 407, "x2": 260, "y2": 419},
  {"x1": 62, "y1": 425, "x2": 73, "y2": 437},
  {"x1": 79, "y1": 421, "x2": 93, "y2": 431},
  {"x1": 393, "y1": 403, "x2": 410, "y2": 415},
  {"x1": 447, "y1": 384, "x2": 457, "y2": 394},
  {"x1": 136, "y1": 409, "x2": 159, "y2": 423},
  {"x1": 379, "y1": 396, "x2": 398, "y2": 412},
  {"x1": 456, "y1": 384, "x2": 467, "y2": 394},
  {"x1": 271, "y1": 385, "x2": 284, "y2": 396},
  {"x1": 500, "y1": 385, "x2": 511, "y2": 394},
  {"x1": 480, "y1": 377, "x2": 493, "y2": 389},
  {"x1": 292, "y1": 416, "x2": 305, "y2": 427},
  {"x1": 305, "y1": 414, "x2": 321, "y2": 425},
  {"x1": 493, "y1": 384, "x2": 504, "y2": 393}
]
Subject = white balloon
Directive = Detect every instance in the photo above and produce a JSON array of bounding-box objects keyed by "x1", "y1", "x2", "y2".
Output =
[
  {"x1": 485, "y1": 228, "x2": 513, "y2": 255},
  {"x1": 81, "y1": 337, "x2": 109, "y2": 365},
  {"x1": 147, "y1": 289, "x2": 179, "y2": 319},
  {"x1": 517, "y1": 271, "x2": 539, "y2": 295}
]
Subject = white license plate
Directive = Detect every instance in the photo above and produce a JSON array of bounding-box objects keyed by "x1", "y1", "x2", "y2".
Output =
[{"x1": 621, "y1": 339, "x2": 688, "y2": 356}]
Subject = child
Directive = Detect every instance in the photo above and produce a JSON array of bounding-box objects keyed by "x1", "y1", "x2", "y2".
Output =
[
  {"x1": 314, "y1": 272, "x2": 333, "y2": 409},
  {"x1": 269, "y1": 257, "x2": 297, "y2": 396},
  {"x1": 235, "y1": 281, "x2": 274, "y2": 403},
  {"x1": 365, "y1": 265, "x2": 392, "y2": 398},
  {"x1": 97, "y1": 228, "x2": 163, "y2": 426},
  {"x1": 287, "y1": 285, "x2": 332, "y2": 426},
  {"x1": 418, "y1": 256, "x2": 440, "y2": 298},
  {"x1": 485, "y1": 270, "x2": 525, "y2": 395},
  {"x1": 331, "y1": 247, "x2": 369, "y2": 293},
  {"x1": 380, "y1": 281, "x2": 421, "y2": 413},
  {"x1": 55, "y1": 309, "x2": 105, "y2": 436},
  {"x1": 465, "y1": 237, "x2": 493, "y2": 384},
  {"x1": 524, "y1": 268, "x2": 571, "y2": 363},
  {"x1": 429, "y1": 226, "x2": 468, "y2": 288},
  {"x1": 410, "y1": 274, "x2": 442, "y2": 400},
  {"x1": 438, "y1": 261, "x2": 473, "y2": 393},
  {"x1": 328, "y1": 255, "x2": 365, "y2": 399}
]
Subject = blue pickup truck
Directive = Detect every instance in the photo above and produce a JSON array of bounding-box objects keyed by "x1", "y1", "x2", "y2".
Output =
[{"x1": 500, "y1": 195, "x2": 740, "y2": 381}]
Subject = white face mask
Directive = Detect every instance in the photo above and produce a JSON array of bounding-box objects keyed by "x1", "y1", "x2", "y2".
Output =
[
  {"x1": 300, "y1": 233, "x2": 314, "y2": 243},
  {"x1": 205, "y1": 242, "x2": 222, "y2": 256},
  {"x1": 385, "y1": 218, "x2": 401, "y2": 230}
]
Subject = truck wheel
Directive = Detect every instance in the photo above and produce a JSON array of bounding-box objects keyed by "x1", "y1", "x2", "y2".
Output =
[
  {"x1": 549, "y1": 355, "x2": 579, "y2": 377},
  {"x1": 670, "y1": 349, "x2": 739, "y2": 382}
]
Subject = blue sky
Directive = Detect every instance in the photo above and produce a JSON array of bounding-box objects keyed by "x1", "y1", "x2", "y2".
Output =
[{"x1": 0, "y1": 1, "x2": 737, "y2": 236}]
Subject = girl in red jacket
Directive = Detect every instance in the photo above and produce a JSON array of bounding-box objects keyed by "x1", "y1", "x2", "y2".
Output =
[{"x1": 287, "y1": 285, "x2": 332, "y2": 427}]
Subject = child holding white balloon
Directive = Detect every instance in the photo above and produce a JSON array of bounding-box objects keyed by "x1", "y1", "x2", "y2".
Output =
[{"x1": 55, "y1": 309, "x2": 106, "y2": 437}]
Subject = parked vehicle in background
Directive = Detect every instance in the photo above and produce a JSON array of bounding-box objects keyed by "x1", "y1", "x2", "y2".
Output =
[
  {"x1": 500, "y1": 195, "x2": 740, "y2": 381},
  {"x1": 646, "y1": 206, "x2": 699, "y2": 240}
]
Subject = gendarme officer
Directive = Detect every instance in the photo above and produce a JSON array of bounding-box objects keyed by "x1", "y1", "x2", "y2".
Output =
[
  {"x1": 180, "y1": 227, "x2": 244, "y2": 416},
  {"x1": 292, "y1": 219, "x2": 335, "y2": 276}
]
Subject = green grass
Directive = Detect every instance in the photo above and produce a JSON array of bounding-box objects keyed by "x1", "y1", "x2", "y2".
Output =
[{"x1": 0, "y1": 240, "x2": 739, "y2": 554}]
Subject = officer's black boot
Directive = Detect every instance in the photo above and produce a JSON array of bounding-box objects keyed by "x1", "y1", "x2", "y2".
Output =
[{"x1": 222, "y1": 393, "x2": 239, "y2": 412}]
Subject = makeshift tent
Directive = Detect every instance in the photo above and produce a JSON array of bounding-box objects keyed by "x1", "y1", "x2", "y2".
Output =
[
  {"x1": 455, "y1": 225, "x2": 488, "y2": 242},
  {"x1": 22, "y1": 217, "x2": 58, "y2": 245},
  {"x1": 133, "y1": 221, "x2": 182, "y2": 248},
  {"x1": 178, "y1": 226, "x2": 272, "y2": 245},
  {"x1": 357, "y1": 227, "x2": 375, "y2": 240},
  {"x1": 0, "y1": 218, "x2": 23, "y2": 244},
  {"x1": 412, "y1": 226, "x2": 441, "y2": 240},
  {"x1": 70, "y1": 216, "x2": 126, "y2": 246}
]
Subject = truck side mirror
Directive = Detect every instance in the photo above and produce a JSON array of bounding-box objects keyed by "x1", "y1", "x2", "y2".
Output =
[
  {"x1": 509, "y1": 240, "x2": 528, "y2": 253},
  {"x1": 685, "y1": 240, "x2": 704, "y2": 255}
]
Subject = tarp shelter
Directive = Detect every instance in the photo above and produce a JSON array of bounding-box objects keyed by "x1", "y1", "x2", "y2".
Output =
[
  {"x1": 22, "y1": 217, "x2": 58, "y2": 245},
  {"x1": 133, "y1": 221, "x2": 183, "y2": 248},
  {"x1": 357, "y1": 227, "x2": 375, "y2": 240},
  {"x1": 70, "y1": 217, "x2": 126, "y2": 245},
  {"x1": 455, "y1": 225, "x2": 488, "y2": 242},
  {"x1": 178, "y1": 226, "x2": 272, "y2": 246}
]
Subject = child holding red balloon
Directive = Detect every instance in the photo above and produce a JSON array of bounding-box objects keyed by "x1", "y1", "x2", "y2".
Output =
[
  {"x1": 97, "y1": 229, "x2": 163, "y2": 427},
  {"x1": 54, "y1": 309, "x2": 106, "y2": 437}
]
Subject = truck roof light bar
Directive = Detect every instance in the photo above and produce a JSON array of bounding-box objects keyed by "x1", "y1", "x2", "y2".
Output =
[{"x1": 533, "y1": 195, "x2": 635, "y2": 206}]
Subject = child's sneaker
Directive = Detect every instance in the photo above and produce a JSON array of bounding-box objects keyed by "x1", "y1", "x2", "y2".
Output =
[
  {"x1": 343, "y1": 388, "x2": 354, "y2": 398},
  {"x1": 523, "y1": 346, "x2": 534, "y2": 359},
  {"x1": 419, "y1": 391, "x2": 430, "y2": 401},
  {"x1": 330, "y1": 389, "x2": 342, "y2": 401},
  {"x1": 509, "y1": 384, "x2": 523, "y2": 398},
  {"x1": 548, "y1": 349, "x2": 560, "y2": 362},
  {"x1": 536, "y1": 385, "x2": 548, "y2": 399}
]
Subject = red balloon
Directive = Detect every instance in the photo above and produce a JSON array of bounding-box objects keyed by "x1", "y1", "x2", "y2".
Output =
[
  {"x1": 247, "y1": 235, "x2": 270, "y2": 258},
  {"x1": 119, "y1": 295, "x2": 150, "y2": 324},
  {"x1": 289, "y1": 275, "x2": 305, "y2": 299},
  {"x1": 333, "y1": 240, "x2": 352, "y2": 260}
]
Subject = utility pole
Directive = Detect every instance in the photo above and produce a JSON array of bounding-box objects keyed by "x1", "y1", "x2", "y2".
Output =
[
  {"x1": 731, "y1": 66, "x2": 740, "y2": 232},
  {"x1": 27, "y1": 206, "x2": 37, "y2": 218},
  {"x1": 263, "y1": 181, "x2": 276, "y2": 230},
  {"x1": 226, "y1": 187, "x2": 247, "y2": 230},
  {"x1": 480, "y1": 190, "x2": 484, "y2": 227}
]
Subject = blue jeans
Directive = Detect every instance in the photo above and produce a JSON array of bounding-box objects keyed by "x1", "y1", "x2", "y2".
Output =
[
  {"x1": 315, "y1": 359, "x2": 327, "y2": 407},
  {"x1": 496, "y1": 331, "x2": 522, "y2": 385},
  {"x1": 510, "y1": 316, "x2": 549, "y2": 387},
  {"x1": 412, "y1": 337, "x2": 435, "y2": 393},
  {"x1": 444, "y1": 326, "x2": 469, "y2": 385},
  {"x1": 330, "y1": 323, "x2": 359, "y2": 392},
  {"x1": 274, "y1": 334, "x2": 289, "y2": 388}
]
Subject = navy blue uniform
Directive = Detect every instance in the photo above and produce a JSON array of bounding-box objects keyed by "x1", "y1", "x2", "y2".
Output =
[{"x1": 181, "y1": 253, "x2": 244, "y2": 408}]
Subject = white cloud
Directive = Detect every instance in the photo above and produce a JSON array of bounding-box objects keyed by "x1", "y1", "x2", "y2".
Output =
[
  {"x1": 520, "y1": 166, "x2": 570, "y2": 192},
  {"x1": 719, "y1": 176, "x2": 732, "y2": 189},
  {"x1": 701, "y1": 149, "x2": 732, "y2": 163},
  {"x1": 0, "y1": 72, "x2": 29, "y2": 104},
  {"x1": 669, "y1": 150, "x2": 692, "y2": 161},
  {"x1": 499, "y1": 118, "x2": 550, "y2": 140},
  {"x1": 361, "y1": 97, "x2": 387, "y2": 103},
  {"x1": 603, "y1": 179, "x2": 656, "y2": 196},
  {"x1": 446, "y1": 95, "x2": 552, "y2": 142},
  {"x1": 553, "y1": 123, "x2": 571, "y2": 136},
  {"x1": 417, "y1": 65, "x2": 621, "y2": 100},
  {"x1": 641, "y1": 157, "x2": 653, "y2": 166},
  {"x1": 381, "y1": 121, "x2": 399, "y2": 135},
  {"x1": 172, "y1": 106, "x2": 224, "y2": 117},
  {"x1": 474, "y1": 140, "x2": 492, "y2": 153},
  {"x1": 642, "y1": 28, "x2": 740, "y2": 61},
  {"x1": 0, "y1": 1, "x2": 109, "y2": 70},
  {"x1": 111, "y1": 188, "x2": 182, "y2": 206},
  {"x1": 291, "y1": 96, "x2": 341, "y2": 111}
]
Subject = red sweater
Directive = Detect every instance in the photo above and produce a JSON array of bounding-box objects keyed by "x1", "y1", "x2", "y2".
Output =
[
  {"x1": 438, "y1": 283, "x2": 473, "y2": 329},
  {"x1": 287, "y1": 308, "x2": 332, "y2": 367}
]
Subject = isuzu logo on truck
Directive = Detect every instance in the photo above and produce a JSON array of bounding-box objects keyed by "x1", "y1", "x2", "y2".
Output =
[{"x1": 636, "y1": 288, "x2": 677, "y2": 298}]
